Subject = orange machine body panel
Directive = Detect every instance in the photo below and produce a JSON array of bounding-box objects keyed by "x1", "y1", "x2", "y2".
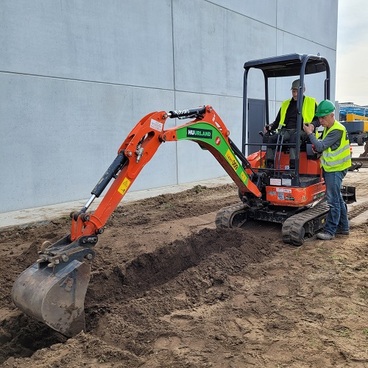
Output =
[
  {"x1": 248, "y1": 150, "x2": 325, "y2": 207},
  {"x1": 265, "y1": 181, "x2": 325, "y2": 207}
]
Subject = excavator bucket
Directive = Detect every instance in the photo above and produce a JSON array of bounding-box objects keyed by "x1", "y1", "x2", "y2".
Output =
[{"x1": 11, "y1": 258, "x2": 91, "y2": 337}]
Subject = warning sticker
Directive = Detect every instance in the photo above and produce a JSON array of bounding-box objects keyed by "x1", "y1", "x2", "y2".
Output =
[
  {"x1": 270, "y1": 178, "x2": 282, "y2": 186},
  {"x1": 225, "y1": 149, "x2": 239, "y2": 171},
  {"x1": 118, "y1": 177, "x2": 131, "y2": 195},
  {"x1": 276, "y1": 188, "x2": 292, "y2": 193},
  {"x1": 150, "y1": 119, "x2": 163, "y2": 132}
]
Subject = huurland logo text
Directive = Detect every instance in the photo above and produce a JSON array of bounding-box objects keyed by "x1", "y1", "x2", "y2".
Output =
[{"x1": 187, "y1": 128, "x2": 212, "y2": 139}]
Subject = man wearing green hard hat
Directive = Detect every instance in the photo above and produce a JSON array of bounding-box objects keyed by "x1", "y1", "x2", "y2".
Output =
[{"x1": 303, "y1": 100, "x2": 351, "y2": 240}]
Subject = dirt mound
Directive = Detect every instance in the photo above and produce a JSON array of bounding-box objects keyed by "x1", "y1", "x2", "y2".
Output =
[{"x1": 1, "y1": 175, "x2": 368, "y2": 367}]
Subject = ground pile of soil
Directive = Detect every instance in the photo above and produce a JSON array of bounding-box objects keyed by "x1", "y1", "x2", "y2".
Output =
[{"x1": 0, "y1": 171, "x2": 367, "y2": 367}]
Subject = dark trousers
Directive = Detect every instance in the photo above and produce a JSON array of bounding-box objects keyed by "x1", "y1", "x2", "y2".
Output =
[
  {"x1": 323, "y1": 169, "x2": 349, "y2": 235},
  {"x1": 263, "y1": 129, "x2": 307, "y2": 164}
]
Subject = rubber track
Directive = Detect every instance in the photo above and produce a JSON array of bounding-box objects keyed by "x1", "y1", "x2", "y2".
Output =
[
  {"x1": 216, "y1": 201, "x2": 330, "y2": 246},
  {"x1": 215, "y1": 202, "x2": 249, "y2": 228},
  {"x1": 282, "y1": 201, "x2": 329, "y2": 246}
]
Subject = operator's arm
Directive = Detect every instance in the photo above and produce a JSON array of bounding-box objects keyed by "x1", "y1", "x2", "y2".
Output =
[
  {"x1": 304, "y1": 129, "x2": 342, "y2": 153},
  {"x1": 267, "y1": 109, "x2": 281, "y2": 131},
  {"x1": 263, "y1": 109, "x2": 280, "y2": 134}
]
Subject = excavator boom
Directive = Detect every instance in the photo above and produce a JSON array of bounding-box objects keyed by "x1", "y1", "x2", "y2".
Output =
[{"x1": 11, "y1": 105, "x2": 261, "y2": 336}]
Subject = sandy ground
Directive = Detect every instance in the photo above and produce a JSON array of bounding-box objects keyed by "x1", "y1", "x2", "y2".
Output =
[{"x1": 0, "y1": 167, "x2": 368, "y2": 367}]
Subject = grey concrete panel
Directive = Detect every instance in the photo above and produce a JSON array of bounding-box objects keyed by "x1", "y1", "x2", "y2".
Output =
[
  {"x1": 277, "y1": 0, "x2": 338, "y2": 49},
  {"x1": 173, "y1": 0, "x2": 276, "y2": 96},
  {"x1": 276, "y1": 31, "x2": 337, "y2": 101},
  {"x1": 209, "y1": 0, "x2": 277, "y2": 26},
  {"x1": 0, "y1": 0, "x2": 174, "y2": 89},
  {"x1": 0, "y1": 73, "x2": 176, "y2": 212}
]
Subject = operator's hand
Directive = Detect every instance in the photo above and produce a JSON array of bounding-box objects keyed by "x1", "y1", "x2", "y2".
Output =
[
  {"x1": 303, "y1": 123, "x2": 314, "y2": 135},
  {"x1": 263, "y1": 125, "x2": 271, "y2": 134}
]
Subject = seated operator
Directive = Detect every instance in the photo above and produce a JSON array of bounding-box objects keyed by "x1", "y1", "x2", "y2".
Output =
[{"x1": 263, "y1": 79, "x2": 319, "y2": 169}]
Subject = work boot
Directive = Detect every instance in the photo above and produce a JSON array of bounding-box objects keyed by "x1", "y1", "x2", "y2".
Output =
[
  {"x1": 316, "y1": 231, "x2": 335, "y2": 240},
  {"x1": 336, "y1": 229, "x2": 349, "y2": 235}
]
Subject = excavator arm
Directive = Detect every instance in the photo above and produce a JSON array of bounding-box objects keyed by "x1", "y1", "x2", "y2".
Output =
[
  {"x1": 11, "y1": 105, "x2": 262, "y2": 336},
  {"x1": 70, "y1": 105, "x2": 261, "y2": 241}
]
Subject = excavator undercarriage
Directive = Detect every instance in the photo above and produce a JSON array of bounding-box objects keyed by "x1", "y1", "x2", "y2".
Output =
[{"x1": 216, "y1": 200, "x2": 330, "y2": 246}]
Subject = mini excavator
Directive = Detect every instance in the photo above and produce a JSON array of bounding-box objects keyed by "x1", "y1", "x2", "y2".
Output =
[{"x1": 11, "y1": 54, "x2": 355, "y2": 337}]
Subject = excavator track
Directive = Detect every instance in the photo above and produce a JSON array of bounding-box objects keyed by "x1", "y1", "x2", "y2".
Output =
[
  {"x1": 215, "y1": 202, "x2": 249, "y2": 228},
  {"x1": 216, "y1": 200, "x2": 330, "y2": 247},
  {"x1": 282, "y1": 201, "x2": 329, "y2": 246}
]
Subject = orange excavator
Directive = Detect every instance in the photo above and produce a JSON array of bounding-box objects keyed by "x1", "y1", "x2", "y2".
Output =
[{"x1": 11, "y1": 54, "x2": 355, "y2": 337}]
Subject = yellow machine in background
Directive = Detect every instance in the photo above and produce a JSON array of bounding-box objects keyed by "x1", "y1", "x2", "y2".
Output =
[
  {"x1": 339, "y1": 106, "x2": 368, "y2": 146},
  {"x1": 345, "y1": 113, "x2": 368, "y2": 135}
]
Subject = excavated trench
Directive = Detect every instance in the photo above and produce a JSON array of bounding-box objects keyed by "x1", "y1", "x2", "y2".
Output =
[{"x1": 0, "y1": 225, "x2": 280, "y2": 364}]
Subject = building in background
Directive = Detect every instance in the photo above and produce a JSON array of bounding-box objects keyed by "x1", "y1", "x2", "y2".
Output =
[{"x1": 0, "y1": 0, "x2": 338, "y2": 212}]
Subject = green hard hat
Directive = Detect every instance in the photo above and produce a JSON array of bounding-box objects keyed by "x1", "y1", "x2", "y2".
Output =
[{"x1": 315, "y1": 99, "x2": 335, "y2": 117}]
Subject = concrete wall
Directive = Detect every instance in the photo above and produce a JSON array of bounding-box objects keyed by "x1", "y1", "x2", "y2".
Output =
[{"x1": 0, "y1": 0, "x2": 338, "y2": 212}]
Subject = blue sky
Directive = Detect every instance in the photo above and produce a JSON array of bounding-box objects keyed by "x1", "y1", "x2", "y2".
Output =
[{"x1": 336, "y1": 0, "x2": 368, "y2": 105}]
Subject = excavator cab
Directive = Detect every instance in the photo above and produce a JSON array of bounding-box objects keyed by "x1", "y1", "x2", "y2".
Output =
[{"x1": 242, "y1": 53, "x2": 330, "y2": 185}]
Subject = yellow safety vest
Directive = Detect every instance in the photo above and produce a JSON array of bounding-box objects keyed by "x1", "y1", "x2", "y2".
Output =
[
  {"x1": 278, "y1": 95, "x2": 316, "y2": 130},
  {"x1": 320, "y1": 121, "x2": 351, "y2": 172}
]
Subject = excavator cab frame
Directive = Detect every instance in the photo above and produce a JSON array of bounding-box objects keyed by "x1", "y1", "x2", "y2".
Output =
[{"x1": 242, "y1": 53, "x2": 331, "y2": 183}]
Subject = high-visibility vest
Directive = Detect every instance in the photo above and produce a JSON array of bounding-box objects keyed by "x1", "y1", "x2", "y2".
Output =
[
  {"x1": 320, "y1": 120, "x2": 351, "y2": 172},
  {"x1": 278, "y1": 95, "x2": 316, "y2": 130}
]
